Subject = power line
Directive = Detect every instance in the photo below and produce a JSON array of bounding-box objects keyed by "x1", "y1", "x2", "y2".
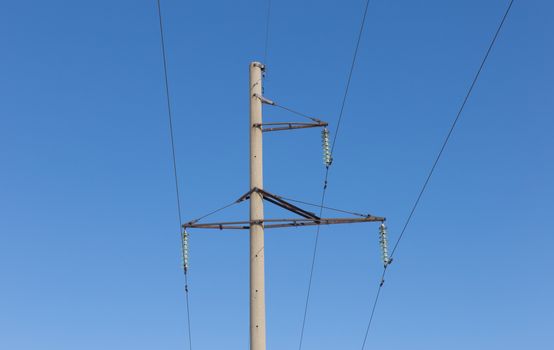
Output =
[
  {"x1": 360, "y1": 270, "x2": 385, "y2": 350},
  {"x1": 263, "y1": 0, "x2": 272, "y2": 65},
  {"x1": 331, "y1": 0, "x2": 373, "y2": 154},
  {"x1": 390, "y1": 0, "x2": 514, "y2": 259},
  {"x1": 155, "y1": 1, "x2": 193, "y2": 349},
  {"x1": 298, "y1": 180, "x2": 328, "y2": 350},
  {"x1": 298, "y1": 1, "x2": 373, "y2": 349},
  {"x1": 360, "y1": 1, "x2": 515, "y2": 348}
]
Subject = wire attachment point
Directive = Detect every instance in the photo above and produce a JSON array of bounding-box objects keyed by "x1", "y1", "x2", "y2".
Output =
[{"x1": 253, "y1": 93, "x2": 275, "y2": 105}]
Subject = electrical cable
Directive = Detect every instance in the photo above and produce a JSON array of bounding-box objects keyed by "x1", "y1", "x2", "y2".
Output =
[
  {"x1": 359, "y1": 1, "x2": 515, "y2": 348},
  {"x1": 330, "y1": 0, "x2": 372, "y2": 154},
  {"x1": 188, "y1": 199, "x2": 243, "y2": 224},
  {"x1": 278, "y1": 195, "x2": 369, "y2": 218},
  {"x1": 390, "y1": 0, "x2": 514, "y2": 259},
  {"x1": 298, "y1": 179, "x2": 328, "y2": 350},
  {"x1": 155, "y1": 1, "x2": 193, "y2": 349},
  {"x1": 298, "y1": 1, "x2": 373, "y2": 348},
  {"x1": 263, "y1": 0, "x2": 272, "y2": 66},
  {"x1": 272, "y1": 102, "x2": 322, "y2": 123}
]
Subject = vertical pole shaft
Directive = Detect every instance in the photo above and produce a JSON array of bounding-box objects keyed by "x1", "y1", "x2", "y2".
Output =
[{"x1": 249, "y1": 61, "x2": 266, "y2": 350}]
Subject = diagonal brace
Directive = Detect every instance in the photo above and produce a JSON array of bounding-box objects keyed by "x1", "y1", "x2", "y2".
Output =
[{"x1": 236, "y1": 187, "x2": 320, "y2": 220}]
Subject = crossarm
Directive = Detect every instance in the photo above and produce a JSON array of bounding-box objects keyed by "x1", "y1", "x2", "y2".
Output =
[
  {"x1": 183, "y1": 216, "x2": 385, "y2": 230},
  {"x1": 253, "y1": 121, "x2": 328, "y2": 132}
]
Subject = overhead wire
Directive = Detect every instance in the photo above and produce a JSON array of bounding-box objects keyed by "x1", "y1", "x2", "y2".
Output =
[
  {"x1": 359, "y1": 1, "x2": 515, "y2": 348},
  {"x1": 298, "y1": 1, "x2": 373, "y2": 349},
  {"x1": 390, "y1": 0, "x2": 514, "y2": 259},
  {"x1": 331, "y1": 0, "x2": 373, "y2": 154},
  {"x1": 298, "y1": 184, "x2": 328, "y2": 350},
  {"x1": 263, "y1": 0, "x2": 273, "y2": 66},
  {"x1": 188, "y1": 198, "x2": 243, "y2": 224},
  {"x1": 271, "y1": 102, "x2": 322, "y2": 122},
  {"x1": 278, "y1": 195, "x2": 370, "y2": 218},
  {"x1": 155, "y1": 1, "x2": 193, "y2": 349}
]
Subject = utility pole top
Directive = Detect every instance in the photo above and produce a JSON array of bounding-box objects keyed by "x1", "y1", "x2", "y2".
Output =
[{"x1": 251, "y1": 61, "x2": 265, "y2": 69}]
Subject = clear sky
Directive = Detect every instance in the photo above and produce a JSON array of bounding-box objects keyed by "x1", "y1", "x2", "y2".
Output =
[{"x1": 1, "y1": 0, "x2": 552, "y2": 349}]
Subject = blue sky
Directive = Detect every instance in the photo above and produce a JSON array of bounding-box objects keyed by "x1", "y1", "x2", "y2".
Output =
[{"x1": 0, "y1": 0, "x2": 552, "y2": 349}]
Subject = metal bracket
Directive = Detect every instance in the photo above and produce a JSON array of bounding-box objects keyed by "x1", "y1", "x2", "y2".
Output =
[{"x1": 253, "y1": 93, "x2": 275, "y2": 105}]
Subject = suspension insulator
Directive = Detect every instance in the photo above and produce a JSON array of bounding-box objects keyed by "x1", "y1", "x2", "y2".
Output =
[
  {"x1": 182, "y1": 229, "x2": 189, "y2": 273},
  {"x1": 322, "y1": 128, "x2": 332, "y2": 167},
  {"x1": 379, "y1": 223, "x2": 390, "y2": 267}
]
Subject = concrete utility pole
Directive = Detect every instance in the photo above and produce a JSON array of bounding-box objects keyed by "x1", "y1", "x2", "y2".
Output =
[
  {"x1": 183, "y1": 61, "x2": 386, "y2": 350},
  {"x1": 249, "y1": 61, "x2": 266, "y2": 350}
]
